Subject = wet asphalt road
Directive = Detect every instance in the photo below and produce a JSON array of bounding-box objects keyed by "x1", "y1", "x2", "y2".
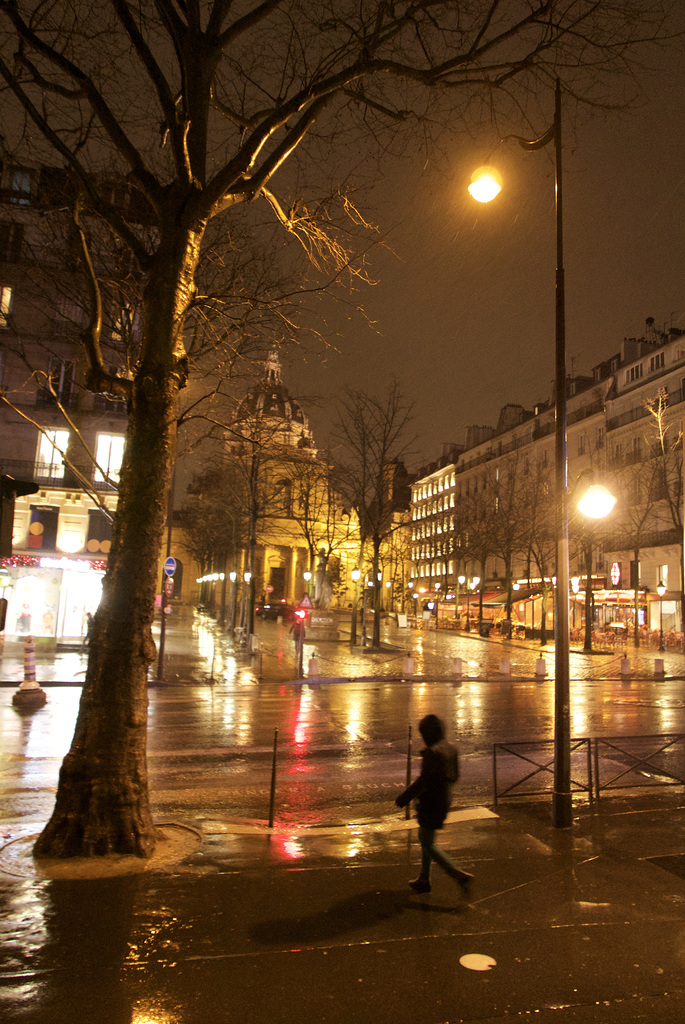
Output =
[{"x1": 2, "y1": 613, "x2": 685, "y2": 829}]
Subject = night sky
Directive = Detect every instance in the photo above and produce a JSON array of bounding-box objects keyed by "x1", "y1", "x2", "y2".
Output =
[{"x1": 291, "y1": 47, "x2": 685, "y2": 470}]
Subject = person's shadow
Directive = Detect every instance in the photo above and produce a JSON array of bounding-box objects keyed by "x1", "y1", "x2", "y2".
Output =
[{"x1": 250, "y1": 887, "x2": 465, "y2": 946}]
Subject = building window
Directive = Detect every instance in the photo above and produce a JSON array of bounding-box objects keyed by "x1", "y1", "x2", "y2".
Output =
[
  {"x1": 2, "y1": 166, "x2": 32, "y2": 204},
  {"x1": 577, "y1": 434, "x2": 586, "y2": 455},
  {"x1": 0, "y1": 222, "x2": 23, "y2": 262},
  {"x1": 28, "y1": 505, "x2": 59, "y2": 550},
  {"x1": 36, "y1": 429, "x2": 69, "y2": 481},
  {"x1": 0, "y1": 285, "x2": 12, "y2": 327},
  {"x1": 596, "y1": 426, "x2": 605, "y2": 449},
  {"x1": 650, "y1": 466, "x2": 668, "y2": 502},
  {"x1": 86, "y1": 508, "x2": 113, "y2": 555},
  {"x1": 650, "y1": 352, "x2": 665, "y2": 372},
  {"x1": 38, "y1": 359, "x2": 74, "y2": 406},
  {"x1": 94, "y1": 434, "x2": 125, "y2": 484},
  {"x1": 276, "y1": 478, "x2": 293, "y2": 516},
  {"x1": 111, "y1": 305, "x2": 135, "y2": 344}
]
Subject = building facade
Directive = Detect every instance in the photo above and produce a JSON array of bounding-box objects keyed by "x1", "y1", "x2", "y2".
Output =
[
  {"x1": 410, "y1": 319, "x2": 685, "y2": 642},
  {"x1": 1, "y1": 161, "x2": 132, "y2": 641}
]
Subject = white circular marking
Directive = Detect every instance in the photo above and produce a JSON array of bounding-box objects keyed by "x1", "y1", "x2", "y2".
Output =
[{"x1": 459, "y1": 953, "x2": 497, "y2": 972}]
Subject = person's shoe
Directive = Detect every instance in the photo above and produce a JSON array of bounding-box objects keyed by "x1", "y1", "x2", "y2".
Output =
[
  {"x1": 457, "y1": 873, "x2": 474, "y2": 897},
  {"x1": 409, "y1": 877, "x2": 431, "y2": 893}
]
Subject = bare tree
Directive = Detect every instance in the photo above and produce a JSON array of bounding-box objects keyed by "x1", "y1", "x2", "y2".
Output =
[
  {"x1": 644, "y1": 388, "x2": 685, "y2": 629},
  {"x1": 334, "y1": 383, "x2": 414, "y2": 647},
  {"x1": 606, "y1": 444, "x2": 662, "y2": 647},
  {"x1": 288, "y1": 454, "x2": 352, "y2": 606},
  {"x1": 181, "y1": 462, "x2": 247, "y2": 623},
  {"x1": 486, "y1": 454, "x2": 527, "y2": 626},
  {"x1": 519, "y1": 455, "x2": 555, "y2": 645},
  {"x1": 0, "y1": 1, "x2": 674, "y2": 858}
]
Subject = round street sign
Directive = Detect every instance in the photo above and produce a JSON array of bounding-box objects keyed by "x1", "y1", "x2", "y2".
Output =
[
  {"x1": 164, "y1": 557, "x2": 177, "y2": 577},
  {"x1": 164, "y1": 577, "x2": 174, "y2": 598}
]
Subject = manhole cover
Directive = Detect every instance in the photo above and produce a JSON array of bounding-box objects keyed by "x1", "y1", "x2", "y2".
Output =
[{"x1": 459, "y1": 953, "x2": 497, "y2": 972}]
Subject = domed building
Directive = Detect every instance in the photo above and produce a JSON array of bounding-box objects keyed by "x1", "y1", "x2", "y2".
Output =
[
  {"x1": 232, "y1": 349, "x2": 316, "y2": 454},
  {"x1": 224, "y1": 348, "x2": 334, "y2": 623}
]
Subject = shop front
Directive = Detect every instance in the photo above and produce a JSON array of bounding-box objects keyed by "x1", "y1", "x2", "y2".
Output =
[{"x1": 0, "y1": 555, "x2": 106, "y2": 641}]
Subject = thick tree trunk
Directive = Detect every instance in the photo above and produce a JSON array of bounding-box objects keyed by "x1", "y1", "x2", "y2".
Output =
[
  {"x1": 34, "y1": 219, "x2": 199, "y2": 859},
  {"x1": 34, "y1": 371, "x2": 178, "y2": 858}
]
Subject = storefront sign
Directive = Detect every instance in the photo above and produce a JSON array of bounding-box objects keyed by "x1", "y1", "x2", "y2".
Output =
[
  {"x1": 610, "y1": 561, "x2": 621, "y2": 587},
  {"x1": 39, "y1": 557, "x2": 97, "y2": 573}
]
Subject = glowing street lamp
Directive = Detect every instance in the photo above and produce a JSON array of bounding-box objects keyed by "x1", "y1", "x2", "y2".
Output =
[
  {"x1": 468, "y1": 165, "x2": 502, "y2": 203},
  {"x1": 577, "y1": 484, "x2": 616, "y2": 520},
  {"x1": 470, "y1": 79, "x2": 573, "y2": 829}
]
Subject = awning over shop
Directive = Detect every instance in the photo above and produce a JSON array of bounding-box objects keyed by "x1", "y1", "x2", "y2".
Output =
[{"x1": 482, "y1": 589, "x2": 534, "y2": 606}]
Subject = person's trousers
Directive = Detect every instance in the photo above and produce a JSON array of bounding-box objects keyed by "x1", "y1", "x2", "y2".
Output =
[{"x1": 418, "y1": 825, "x2": 469, "y2": 882}]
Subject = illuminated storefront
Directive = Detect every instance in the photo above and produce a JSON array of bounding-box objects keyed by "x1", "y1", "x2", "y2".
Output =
[{"x1": 0, "y1": 555, "x2": 106, "y2": 640}]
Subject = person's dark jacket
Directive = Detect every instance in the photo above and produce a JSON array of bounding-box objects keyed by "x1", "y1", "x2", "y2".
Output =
[{"x1": 395, "y1": 716, "x2": 459, "y2": 829}]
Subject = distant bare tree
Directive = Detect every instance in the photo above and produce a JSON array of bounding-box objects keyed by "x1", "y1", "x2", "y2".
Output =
[
  {"x1": 644, "y1": 389, "x2": 685, "y2": 631},
  {"x1": 334, "y1": 382, "x2": 414, "y2": 647}
]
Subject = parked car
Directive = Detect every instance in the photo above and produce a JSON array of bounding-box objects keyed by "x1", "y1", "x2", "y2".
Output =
[{"x1": 255, "y1": 600, "x2": 295, "y2": 621}]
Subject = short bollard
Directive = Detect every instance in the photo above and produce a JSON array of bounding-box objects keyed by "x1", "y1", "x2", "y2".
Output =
[
  {"x1": 405, "y1": 724, "x2": 412, "y2": 820},
  {"x1": 308, "y1": 656, "x2": 319, "y2": 678},
  {"x1": 24, "y1": 635, "x2": 36, "y2": 681},
  {"x1": 499, "y1": 657, "x2": 510, "y2": 676},
  {"x1": 621, "y1": 656, "x2": 631, "y2": 677},
  {"x1": 12, "y1": 636, "x2": 47, "y2": 710},
  {"x1": 654, "y1": 657, "x2": 665, "y2": 676},
  {"x1": 268, "y1": 728, "x2": 278, "y2": 829},
  {"x1": 402, "y1": 653, "x2": 414, "y2": 679},
  {"x1": 535, "y1": 657, "x2": 546, "y2": 679},
  {"x1": 452, "y1": 657, "x2": 463, "y2": 679}
]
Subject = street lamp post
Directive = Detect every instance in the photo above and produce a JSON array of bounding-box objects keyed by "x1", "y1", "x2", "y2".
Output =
[
  {"x1": 350, "y1": 567, "x2": 361, "y2": 646},
  {"x1": 470, "y1": 80, "x2": 571, "y2": 827},
  {"x1": 657, "y1": 580, "x2": 666, "y2": 651},
  {"x1": 361, "y1": 579, "x2": 373, "y2": 647},
  {"x1": 457, "y1": 574, "x2": 466, "y2": 625}
]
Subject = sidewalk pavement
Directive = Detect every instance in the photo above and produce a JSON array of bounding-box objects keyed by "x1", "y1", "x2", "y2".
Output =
[{"x1": 2, "y1": 791, "x2": 685, "y2": 1023}]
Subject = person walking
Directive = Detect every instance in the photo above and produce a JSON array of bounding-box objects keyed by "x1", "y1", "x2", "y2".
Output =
[{"x1": 395, "y1": 714, "x2": 473, "y2": 895}]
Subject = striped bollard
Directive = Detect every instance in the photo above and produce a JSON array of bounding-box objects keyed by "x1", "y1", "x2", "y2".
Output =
[{"x1": 12, "y1": 637, "x2": 47, "y2": 710}]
